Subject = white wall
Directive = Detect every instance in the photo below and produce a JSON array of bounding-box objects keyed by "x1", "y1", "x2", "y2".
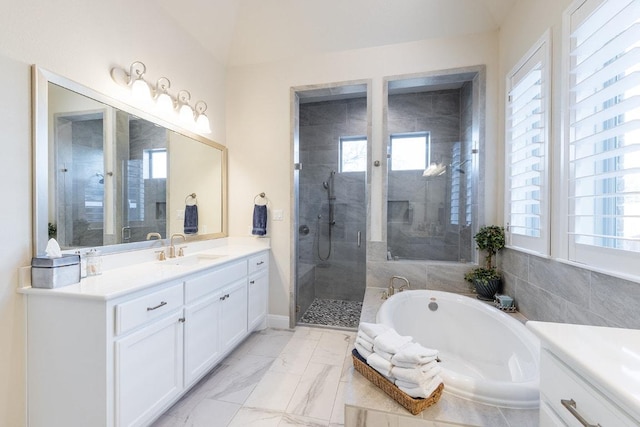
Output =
[
  {"x1": 226, "y1": 32, "x2": 500, "y2": 319},
  {"x1": 0, "y1": 2, "x2": 226, "y2": 425}
]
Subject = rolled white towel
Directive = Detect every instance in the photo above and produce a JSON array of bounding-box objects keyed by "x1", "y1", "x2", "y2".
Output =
[
  {"x1": 391, "y1": 342, "x2": 439, "y2": 366},
  {"x1": 397, "y1": 375, "x2": 443, "y2": 399},
  {"x1": 357, "y1": 331, "x2": 375, "y2": 346},
  {"x1": 366, "y1": 352, "x2": 393, "y2": 377},
  {"x1": 358, "y1": 322, "x2": 390, "y2": 339},
  {"x1": 373, "y1": 329, "x2": 413, "y2": 355},
  {"x1": 355, "y1": 342, "x2": 373, "y2": 359},
  {"x1": 355, "y1": 336, "x2": 374, "y2": 353},
  {"x1": 392, "y1": 363, "x2": 442, "y2": 384}
]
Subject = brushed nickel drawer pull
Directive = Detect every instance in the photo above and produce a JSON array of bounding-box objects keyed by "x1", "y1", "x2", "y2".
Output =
[
  {"x1": 561, "y1": 399, "x2": 601, "y2": 427},
  {"x1": 146, "y1": 301, "x2": 167, "y2": 311},
  {"x1": 256, "y1": 261, "x2": 264, "y2": 265}
]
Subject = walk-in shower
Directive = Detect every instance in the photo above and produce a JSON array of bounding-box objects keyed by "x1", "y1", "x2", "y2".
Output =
[
  {"x1": 385, "y1": 71, "x2": 480, "y2": 263},
  {"x1": 293, "y1": 84, "x2": 369, "y2": 329}
]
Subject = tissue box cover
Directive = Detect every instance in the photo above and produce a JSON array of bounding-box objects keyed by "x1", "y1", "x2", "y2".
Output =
[{"x1": 31, "y1": 254, "x2": 81, "y2": 289}]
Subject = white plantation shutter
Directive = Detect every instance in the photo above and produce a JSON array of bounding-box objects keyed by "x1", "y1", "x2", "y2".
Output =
[
  {"x1": 566, "y1": 0, "x2": 640, "y2": 275},
  {"x1": 506, "y1": 32, "x2": 550, "y2": 254}
]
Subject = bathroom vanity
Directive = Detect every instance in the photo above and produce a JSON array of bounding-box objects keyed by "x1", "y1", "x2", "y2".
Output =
[
  {"x1": 20, "y1": 242, "x2": 269, "y2": 427},
  {"x1": 528, "y1": 321, "x2": 640, "y2": 427}
]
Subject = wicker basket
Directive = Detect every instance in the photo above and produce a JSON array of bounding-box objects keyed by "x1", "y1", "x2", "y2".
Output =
[{"x1": 351, "y1": 349, "x2": 444, "y2": 415}]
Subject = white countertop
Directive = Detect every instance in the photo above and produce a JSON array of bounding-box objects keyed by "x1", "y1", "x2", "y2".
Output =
[
  {"x1": 527, "y1": 321, "x2": 640, "y2": 422},
  {"x1": 18, "y1": 238, "x2": 269, "y2": 301}
]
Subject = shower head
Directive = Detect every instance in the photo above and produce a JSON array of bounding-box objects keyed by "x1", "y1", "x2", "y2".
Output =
[{"x1": 323, "y1": 182, "x2": 329, "y2": 189}]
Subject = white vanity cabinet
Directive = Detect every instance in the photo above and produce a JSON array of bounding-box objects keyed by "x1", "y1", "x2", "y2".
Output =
[
  {"x1": 528, "y1": 321, "x2": 640, "y2": 427},
  {"x1": 247, "y1": 252, "x2": 269, "y2": 331},
  {"x1": 183, "y1": 259, "x2": 248, "y2": 386},
  {"x1": 22, "y1": 247, "x2": 270, "y2": 427}
]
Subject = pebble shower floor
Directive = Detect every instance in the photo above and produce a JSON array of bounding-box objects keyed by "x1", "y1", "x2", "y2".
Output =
[{"x1": 299, "y1": 298, "x2": 362, "y2": 328}]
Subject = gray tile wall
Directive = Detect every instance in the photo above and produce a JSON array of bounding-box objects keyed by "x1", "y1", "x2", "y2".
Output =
[
  {"x1": 386, "y1": 89, "x2": 473, "y2": 262},
  {"x1": 298, "y1": 98, "x2": 367, "y2": 302},
  {"x1": 499, "y1": 248, "x2": 640, "y2": 329}
]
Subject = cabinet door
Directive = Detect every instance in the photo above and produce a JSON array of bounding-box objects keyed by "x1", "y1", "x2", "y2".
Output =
[
  {"x1": 248, "y1": 271, "x2": 268, "y2": 331},
  {"x1": 115, "y1": 311, "x2": 184, "y2": 427},
  {"x1": 219, "y1": 279, "x2": 248, "y2": 351},
  {"x1": 184, "y1": 293, "x2": 221, "y2": 386}
]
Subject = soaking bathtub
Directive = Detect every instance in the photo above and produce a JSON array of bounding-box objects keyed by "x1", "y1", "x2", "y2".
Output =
[{"x1": 376, "y1": 290, "x2": 540, "y2": 408}]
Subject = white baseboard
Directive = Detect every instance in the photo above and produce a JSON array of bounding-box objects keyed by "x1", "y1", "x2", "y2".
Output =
[{"x1": 267, "y1": 314, "x2": 290, "y2": 330}]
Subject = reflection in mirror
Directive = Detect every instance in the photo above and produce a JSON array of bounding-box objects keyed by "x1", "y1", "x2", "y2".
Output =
[{"x1": 33, "y1": 67, "x2": 227, "y2": 256}]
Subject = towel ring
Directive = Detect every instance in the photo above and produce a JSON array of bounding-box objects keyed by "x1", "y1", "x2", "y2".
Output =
[
  {"x1": 185, "y1": 193, "x2": 197, "y2": 206},
  {"x1": 254, "y1": 192, "x2": 269, "y2": 206}
]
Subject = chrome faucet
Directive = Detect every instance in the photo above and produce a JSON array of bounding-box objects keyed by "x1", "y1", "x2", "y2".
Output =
[
  {"x1": 146, "y1": 232, "x2": 162, "y2": 240},
  {"x1": 169, "y1": 233, "x2": 186, "y2": 258}
]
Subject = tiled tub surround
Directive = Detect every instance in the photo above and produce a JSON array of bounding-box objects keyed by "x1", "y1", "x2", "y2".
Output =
[
  {"x1": 498, "y1": 248, "x2": 640, "y2": 329},
  {"x1": 344, "y1": 287, "x2": 537, "y2": 427}
]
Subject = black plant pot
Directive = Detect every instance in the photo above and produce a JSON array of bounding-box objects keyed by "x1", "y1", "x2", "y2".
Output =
[{"x1": 474, "y1": 278, "x2": 501, "y2": 301}]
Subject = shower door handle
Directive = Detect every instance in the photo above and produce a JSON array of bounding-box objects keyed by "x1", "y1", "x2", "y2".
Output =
[{"x1": 357, "y1": 231, "x2": 361, "y2": 248}]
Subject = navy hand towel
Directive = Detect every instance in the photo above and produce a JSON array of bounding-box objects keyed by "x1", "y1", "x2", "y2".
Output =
[
  {"x1": 252, "y1": 204, "x2": 267, "y2": 236},
  {"x1": 184, "y1": 204, "x2": 198, "y2": 234}
]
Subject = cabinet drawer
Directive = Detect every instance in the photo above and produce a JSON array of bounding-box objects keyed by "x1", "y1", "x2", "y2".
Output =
[
  {"x1": 185, "y1": 260, "x2": 247, "y2": 303},
  {"x1": 248, "y1": 253, "x2": 268, "y2": 275},
  {"x1": 115, "y1": 283, "x2": 183, "y2": 335},
  {"x1": 540, "y1": 350, "x2": 636, "y2": 426}
]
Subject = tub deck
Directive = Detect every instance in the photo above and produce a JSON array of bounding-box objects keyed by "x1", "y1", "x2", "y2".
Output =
[{"x1": 343, "y1": 287, "x2": 539, "y2": 427}]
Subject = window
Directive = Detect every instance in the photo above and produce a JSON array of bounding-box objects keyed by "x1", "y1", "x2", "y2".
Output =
[
  {"x1": 505, "y1": 31, "x2": 550, "y2": 254},
  {"x1": 390, "y1": 132, "x2": 429, "y2": 171},
  {"x1": 143, "y1": 149, "x2": 167, "y2": 179},
  {"x1": 565, "y1": 0, "x2": 640, "y2": 275},
  {"x1": 340, "y1": 136, "x2": 367, "y2": 172}
]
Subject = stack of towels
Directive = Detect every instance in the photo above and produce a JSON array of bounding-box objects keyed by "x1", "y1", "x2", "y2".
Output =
[{"x1": 355, "y1": 322, "x2": 442, "y2": 399}]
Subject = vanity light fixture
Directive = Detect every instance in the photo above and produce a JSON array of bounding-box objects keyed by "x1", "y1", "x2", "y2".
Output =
[
  {"x1": 194, "y1": 101, "x2": 212, "y2": 134},
  {"x1": 110, "y1": 61, "x2": 212, "y2": 134}
]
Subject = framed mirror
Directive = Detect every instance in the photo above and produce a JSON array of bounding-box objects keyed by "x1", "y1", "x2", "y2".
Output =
[{"x1": 33, "y1": 66, "x2": 227, "y2": 256}]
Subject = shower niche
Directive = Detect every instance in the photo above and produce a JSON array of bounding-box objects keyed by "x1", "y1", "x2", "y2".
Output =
[{"x1": 385, "y1": 68, "x2": 483, "y2": 263}]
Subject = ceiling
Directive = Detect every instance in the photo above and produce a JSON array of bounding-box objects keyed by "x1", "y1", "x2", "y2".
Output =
[{"x1": 157, "y1": 0, "x2": 518, "y2": 67}]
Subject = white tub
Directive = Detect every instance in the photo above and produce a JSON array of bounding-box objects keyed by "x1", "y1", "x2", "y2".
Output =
[{"x1": 376, "y1": 290, "x2": 540, "y2": 408}]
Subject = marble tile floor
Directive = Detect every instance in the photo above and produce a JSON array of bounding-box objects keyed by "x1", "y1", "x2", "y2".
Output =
[
  {"x1": 151, "y1": 326, "x2": 356, "y2": 427},
  {"x1": 299, "y1": 299, "x2": 362, "y2": 329}
]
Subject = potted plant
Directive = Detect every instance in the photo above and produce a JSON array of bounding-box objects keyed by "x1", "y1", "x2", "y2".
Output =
[{"x1": 465, "y1": 225, "x2": 505, "y2": 300}]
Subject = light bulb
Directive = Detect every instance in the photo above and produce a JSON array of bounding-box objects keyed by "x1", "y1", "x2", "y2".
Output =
[
  {"x1": 179, "y1": 103, "x2": 194, "y2": 124},
  {"x1": 131, "y1": 78, "x2": 151, "y2": 104},
  {"x1": 156, "y1": 92, "x2": 174, "y2": 114},
  {"x1": 196, "y1": 113, "x2": 211, "y2": 133}
]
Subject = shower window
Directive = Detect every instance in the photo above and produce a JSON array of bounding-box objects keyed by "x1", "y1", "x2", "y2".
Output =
[
  {"x1": 143, "y1": 148, "x2": 167, "y2": 179},
  {"x1": 339, "y1": 136, "x2": 367, "y2": 172},
  {"x1": 390, "y1": 132, "x2": 429, "y2": 171}
]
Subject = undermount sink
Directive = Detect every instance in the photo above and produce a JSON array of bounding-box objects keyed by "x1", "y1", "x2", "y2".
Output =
[{"x1": 162, "y1": 253, "x2": 225, "y2": 266}]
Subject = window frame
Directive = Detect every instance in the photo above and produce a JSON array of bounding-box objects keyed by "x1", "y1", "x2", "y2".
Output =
[
  {"x1": 562, "y1": 0, "x2": 640, "y2": 277},
  {"x1": 389, "y1": 132, "x2": 430, "y2": 172},
  {"x1": 505, "y1": 30, "x2": 552, "y2": 255},
  {"x1": 339, "y1": 135, "x2": 367, "y2": 173}
]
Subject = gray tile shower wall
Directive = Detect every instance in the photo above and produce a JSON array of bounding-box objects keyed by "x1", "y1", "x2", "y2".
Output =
[
  {"x1": 298, "y1": 98, "x2": 367, "y2": 302},
  {"x1": 386, "y1": 88, "x2": 474, "y2": 262},
  {"x1": 499, "y1": 248, "x2": 640, "y2": 329}
]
